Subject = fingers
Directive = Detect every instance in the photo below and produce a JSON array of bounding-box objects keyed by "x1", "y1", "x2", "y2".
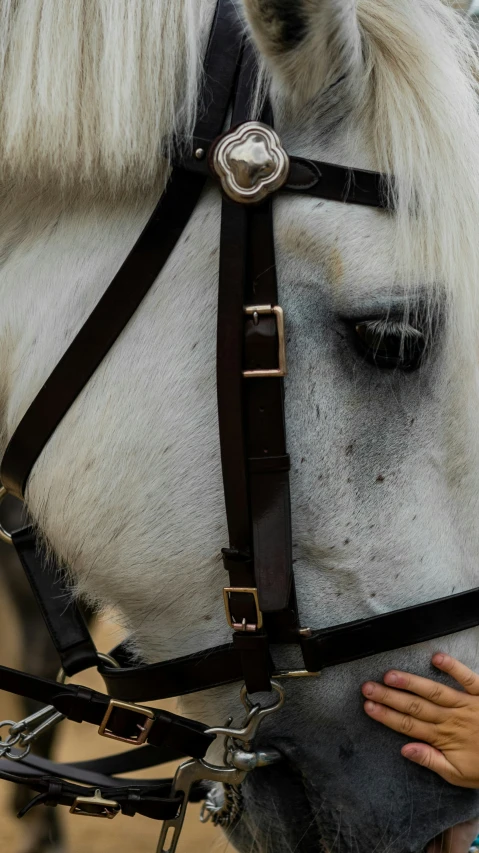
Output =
[
  {"x1": 363, "y1": 699, "x2": 436, "y2": 742},
  {"x1": 362, "y1": 681, "x2": 445, "y2": 722},
  {"x1": 401, "y1": 743, "x2": 472, "y2": 788},
  {"x1": 381, "y1": 670, "x2": 465, "y2": 708},
  {"x1": 432, "y1": 654, "x2": 479, "y2": 696}
]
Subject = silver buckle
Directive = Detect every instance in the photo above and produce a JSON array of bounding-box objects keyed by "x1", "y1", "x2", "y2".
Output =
[{"x1": 243, "y1": 306, "x2": 287, "y2": 378}]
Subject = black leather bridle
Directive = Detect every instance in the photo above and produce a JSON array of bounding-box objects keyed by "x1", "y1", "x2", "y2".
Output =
[{"x1": 1, "y1": 0, "x2": 479, "y2": 847}]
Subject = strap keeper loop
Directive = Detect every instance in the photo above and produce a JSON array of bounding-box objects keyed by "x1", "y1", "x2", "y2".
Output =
[
  {"x1": 233, "y1": 632, "x2": 273, "y2": 693},
  {"x1": 248, "y1": 454, "x2": 290, "y2": 474}
]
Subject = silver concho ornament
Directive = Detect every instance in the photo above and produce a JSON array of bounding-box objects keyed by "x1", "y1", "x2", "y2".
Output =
[{"x1": 211, "y1": 121, "x2": 290, "y2": 205}]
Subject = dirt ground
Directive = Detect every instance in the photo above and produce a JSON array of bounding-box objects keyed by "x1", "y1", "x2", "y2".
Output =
[{"x1": 0, "y1": 584, "x2": 234, "y2": 853}]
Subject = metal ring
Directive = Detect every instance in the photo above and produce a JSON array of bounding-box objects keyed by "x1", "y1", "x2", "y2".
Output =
[
  {"x1": 0, "y1": 720, "x2": 17, "y2": 732},
  {"x1": 7, "y1": 743, "x2": 31, "y2": 761},
  {"x1": 240, "y1": 680, "x2": 285, "y2": 714},
  {"x1": 57, "y1": 652, "x2": 121, "y2": 685},
  {"x1": 0, "y1": 486, "x2": 14, "y2": 545}
]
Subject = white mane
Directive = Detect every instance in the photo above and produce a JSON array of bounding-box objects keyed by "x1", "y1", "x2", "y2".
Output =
[
  {"x1": 0, "y1": 0, "x2": 477, "y2": 329},
  {"x1": 357, "y1": 0, "x2": 479, "y2": 346},
  {"x1": 0, "y1": 0, "x2": 216, "y2": 195}
]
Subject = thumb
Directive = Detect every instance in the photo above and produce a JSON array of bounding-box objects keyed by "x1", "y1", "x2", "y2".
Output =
[{"x1": 401, "y1": 743, "x2": 461, "y2": 785}]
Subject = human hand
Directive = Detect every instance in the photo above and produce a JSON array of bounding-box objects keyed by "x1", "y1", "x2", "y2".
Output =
[{"x1": 361, "y1": 653, "x2": 479, "y2": 787}]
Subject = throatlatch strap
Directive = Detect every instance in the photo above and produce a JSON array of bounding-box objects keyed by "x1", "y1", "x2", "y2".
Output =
[
  {"x1": 12, "y1": 526, "x2": 98, "y2": 676},
  {"x1": 0, "y1": 168, "x2": 208, "y2": 501}
]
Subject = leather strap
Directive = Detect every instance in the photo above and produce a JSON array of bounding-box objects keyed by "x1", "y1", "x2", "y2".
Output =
[
  {"x1": 300, "y1": 585, "x2": 479, "y2": 671},
  {"x1": 98, "y1": 585, "x2": 479, "y2": 700},
  {"x1": 12, "y1": 526, "x2": 98, "y2": 676},
  {"x1": 100, "y1": 641, "x2": 247, "y2": 702},
  {"x1": 0, "y1": 747, "x2": 207, "y2": 822},
  {"x1": 0, "y1": 765, "x2": 196, "y2": 821},
  {"x1": 244, "y1": 195, "x2": 293, "y2": 613},
  {"x1": 285, "y1": 156, "x2": 388, "y2": 207},
  {"x1": 217, "y1": 196, "x2": 251, "y2": 555},
  {"x1": 2, "y1": 574, "x2": 478, "y2": 719},
  {"x1": 0, "y1": 663, "x2": 215, "y2": 759},
  {"x1": 72, "y1": 745, "x2": 187, "y2": 776},
  {"x1": 216, "y1": 46, "x2": 279, "y2": 694},
  {"x1": 2, "y1": 746, "x2": 188, "y2": 787},
  {"x1": 185, "y1": 143, "x2": 389, "y2": 209},
  {"x1": 0, "y1": 0, "x2": 243, "y2": 501}
]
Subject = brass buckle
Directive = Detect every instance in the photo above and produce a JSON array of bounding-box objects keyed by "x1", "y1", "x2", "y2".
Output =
[
  {"x1": 243, "y1": 305, "x2": 286, "y2": 378},
  {"x1": 223, "y1": 587, "x2": 263, "y2": 632},
  {"x1": 98, "y1": 699, "x2": 155, "y2": 745},
  {"x1": 70, "y1": 789, "x2": 120, "y2": 819}
]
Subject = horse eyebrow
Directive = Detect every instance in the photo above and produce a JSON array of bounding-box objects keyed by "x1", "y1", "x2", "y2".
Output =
[{"x1": 336, "y1": 287, "x2": 441, "y2": 322}]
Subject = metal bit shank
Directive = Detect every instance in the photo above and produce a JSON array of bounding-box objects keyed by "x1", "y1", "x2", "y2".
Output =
[{"x1": 157, "y1": 759, "x2": 246, "y2": 853}]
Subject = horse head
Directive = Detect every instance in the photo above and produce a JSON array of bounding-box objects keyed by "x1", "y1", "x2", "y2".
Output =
[{"x1": 1, "y1": 1, "x2": 479, "y2": 851}]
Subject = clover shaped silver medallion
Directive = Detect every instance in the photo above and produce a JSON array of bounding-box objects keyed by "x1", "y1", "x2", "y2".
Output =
[{"x1": 211, "y1": 121, "x2": 290, "y2": 205}]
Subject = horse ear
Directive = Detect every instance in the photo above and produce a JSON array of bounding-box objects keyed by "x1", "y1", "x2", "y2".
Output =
[{"x1": 241, "y1": 0, "x2": 362, "y2": 102}]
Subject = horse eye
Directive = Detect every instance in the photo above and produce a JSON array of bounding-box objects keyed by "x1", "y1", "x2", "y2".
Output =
[{"x1": 354, "y1": 320, "x2": 426, "y2": 371}]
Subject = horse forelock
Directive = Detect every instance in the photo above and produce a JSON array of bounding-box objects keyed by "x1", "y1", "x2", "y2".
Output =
[
  {"x1": 0, "y1": 0, "x2": 217, "y2": 196},
  {"x1": 1, "y1": 0, "x2": 478, "y2": 333}
]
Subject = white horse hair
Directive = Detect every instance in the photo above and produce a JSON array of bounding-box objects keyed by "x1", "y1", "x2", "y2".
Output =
[
  {"x1": 2, "y1": 1, "x2": 479, "y2": 851},
  {"x1": 0, "y1": 0, "x2": 215, "y2": 194}
]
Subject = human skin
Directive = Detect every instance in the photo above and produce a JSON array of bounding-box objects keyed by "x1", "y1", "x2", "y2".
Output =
[
  {"x1": 362, "y1": 654, "x2": 479, "y2": 852},
  {"x1": 362, "y1": 654, "x2": 479, "y2": 786}
]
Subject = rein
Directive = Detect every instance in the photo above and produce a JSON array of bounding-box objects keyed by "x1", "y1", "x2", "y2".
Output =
[{"x1": 0, "y1": 0, "x2": 478, "y2": 849}]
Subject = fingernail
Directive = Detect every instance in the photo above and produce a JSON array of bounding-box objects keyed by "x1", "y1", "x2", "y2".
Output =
[
  {"x1": 363, "y1": 683, "x2": 374, "y2": 696},
  {"x1": 386, "y1": 672, "x2": 398, "y2": 685},
  {"x1": 403, "y1": 747, "x2": 417, "y2": 758},
  {"x1": 364, "y1": 701, "x2": 376, "y2": 712},
  {"x1": 434, "y1": 654, "x2": 445, "y2": 665}
]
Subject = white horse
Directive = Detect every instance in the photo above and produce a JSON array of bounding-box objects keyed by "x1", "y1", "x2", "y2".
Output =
[{"x1": 1, "y1": 0, "x2": 479, "y2": 851}]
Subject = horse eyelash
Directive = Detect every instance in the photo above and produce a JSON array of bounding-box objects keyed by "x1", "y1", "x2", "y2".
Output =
[{"x1": 363, "y1": 319, "x2": 424, "y2": 339}]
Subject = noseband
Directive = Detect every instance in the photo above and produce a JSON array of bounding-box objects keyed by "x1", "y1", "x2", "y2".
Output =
[{"x1": 0, "y1": 1, "x2": 479, "y2": 849}]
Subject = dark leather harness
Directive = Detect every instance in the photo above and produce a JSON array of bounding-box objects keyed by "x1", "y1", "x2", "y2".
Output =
[{"x1": 0, "y1": 0, "x2": 478, "y2": 842}]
